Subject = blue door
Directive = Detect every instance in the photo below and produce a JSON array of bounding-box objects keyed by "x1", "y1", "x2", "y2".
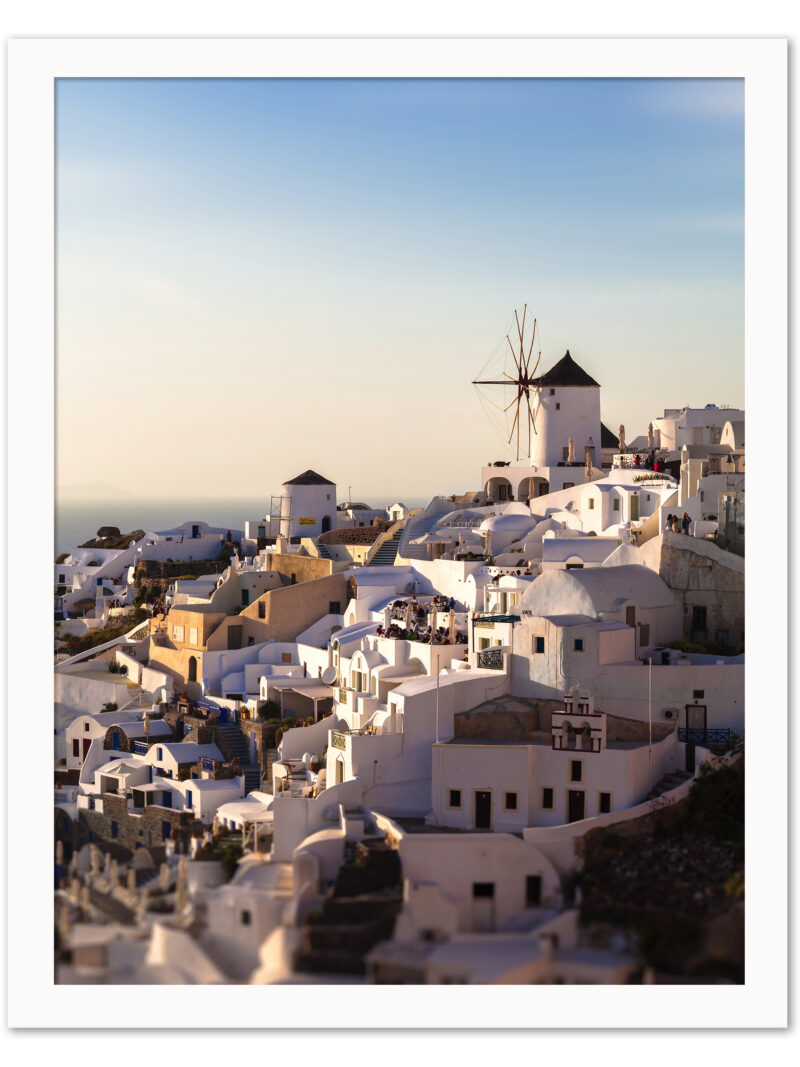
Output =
[
  {"x1": 218, "y1": 707, "x2": 227, "y2": 724},
  {"x1": 111, "y1": 733, "x2": 120, "y2": 750}
]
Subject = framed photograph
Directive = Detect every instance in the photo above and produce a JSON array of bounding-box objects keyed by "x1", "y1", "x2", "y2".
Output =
[{"x1": 6, "y1": 36, "x2": 787, "y2": 1030}]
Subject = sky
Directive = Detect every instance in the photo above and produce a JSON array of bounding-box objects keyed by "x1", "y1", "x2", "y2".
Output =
[{"x1": 55, "y1": 77, "x2": 744, "y2": 505}]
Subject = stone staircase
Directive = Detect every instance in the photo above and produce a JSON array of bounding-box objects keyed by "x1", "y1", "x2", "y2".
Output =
[
  {"x1": 645, "y1": 768, "x2": 692, "y2": 801},
  {"x1": 215, "y1": 721, "x2": 262, "y2": 793},
  {"x1": 293, "y1": 838, "x2": 403, "y2": 976},
  {"x1": 367, "y1": 529, "x2": 403, "y2": 567},
  {"x1": 317, "y1": 543, "x2": 335, "y2": 560}
]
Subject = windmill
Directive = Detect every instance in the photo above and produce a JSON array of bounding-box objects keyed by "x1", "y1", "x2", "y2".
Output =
[{"x1": 472, "y1": 305, "x2": 543, "y2": 462}]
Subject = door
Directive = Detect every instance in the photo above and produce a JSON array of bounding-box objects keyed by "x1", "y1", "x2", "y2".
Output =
[
  {"x1": 227, "y1": 625, "x2": 242, "y2": 650},
  {"x1": 474, "y1": 790, "x2": 492, "y2": 830},
  {"x1": 188, "y1": 656, "x2": 197, "y2": 683},
  {"x1": 321, "y1": 515, "x2": 331, "y2": 533},
  {"x1": 630, "y1": 494, "x2": 639, "y2": 521},
  {"x1": 472, "y1": 883, "x2": 495, "y2": 932},
  {"x1": 82, "y1": 738, "x2": 92, "y2": 760},
  {"x1": 567, "y1": 790, "x2": 585, "y2": 823},
  {"x1": 192, "y1": 525, "x2": 200, "y2": 539},
  {"x1": 111, "y1": 732, "x2": 120, "y2": 751}
]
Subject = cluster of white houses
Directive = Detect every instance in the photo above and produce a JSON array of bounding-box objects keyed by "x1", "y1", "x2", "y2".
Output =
[{"x1": 54, "y1": 347, "x2": 744, "y2": 985}]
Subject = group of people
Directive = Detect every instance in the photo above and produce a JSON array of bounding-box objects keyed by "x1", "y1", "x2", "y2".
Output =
[
  {"x1": 632, "y1": 450, "x2": 666, "y2": 472},
  {"x1": 665, "y1": 512, "x2": 692, "y2": 535}
]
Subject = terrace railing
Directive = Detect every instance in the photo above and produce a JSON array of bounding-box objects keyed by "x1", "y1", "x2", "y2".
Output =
[{"x1": 677, "y1": 727, "x2": 731, "y2": 747}]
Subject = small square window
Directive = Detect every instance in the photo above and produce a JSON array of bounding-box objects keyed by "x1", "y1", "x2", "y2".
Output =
[
  {"x1": 569, "y1": 760, "x2": 583, "y2": 783},
  {"x1": 693, "y1": 690, "x2": 705, "y2": 700},
  {"x1": 549, "y1": 388, "x2": 555, "y2": 396},
  {"x1": 574, "y1": 639, "x2": 584, "y2": 651},
  {"x1": 599, "y1": 792, "x2": 612, "y2": 814},
  {"x1": 588, "y1": 499, "x2": 595, "y2": 509},
  {"x1": 448, "y1": 789, "x2": 462, "y2": 809},
  {"x1": 241, "y1": 909, "x2": 252, "y2": 926},
  {"x1": 84, "y1": 722, "x2": 90, "y2": 732},
  {"x1": 541, "y1": 787, "x2": 554, "y2": 810},
  {"x1": 555, "y1": 402, "x2": 561, "y2": 411},
  {"x1": 504, "y1": 791, "x2": 518, "y2": 811},
  {"x1": 472, "y1": 882, "x2": 495, "y2": 899}
]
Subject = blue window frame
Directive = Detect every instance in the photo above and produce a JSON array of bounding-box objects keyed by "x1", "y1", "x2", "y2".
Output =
[{"x1": 111, "y1": 820, "x2": 118, "y2": 839}]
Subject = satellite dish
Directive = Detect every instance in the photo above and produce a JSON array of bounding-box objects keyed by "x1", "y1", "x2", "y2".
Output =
[{"x1": 321, "y1": 666, "x2": 337, "y2": 685}]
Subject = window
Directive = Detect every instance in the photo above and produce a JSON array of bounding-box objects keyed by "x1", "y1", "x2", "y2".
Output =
[
  {"x1": 693, "y1": 689, "x2": 705, "y2": 700},
  {"x1": 541, "y1": 787, "x2": 554, "y2": 809},
  {"x1": 613, "y1": 498, "x2": 620, "y2": 512},
  {"x1": 240, "y1": 909, "x2": 252, "y2": 926},
  {"x1": 638, "y1": 623, "x2": 650, "y2": 646},
  {"x1": 84, "y1": 722, "x2": 90, "y2": 731},
  {"x1": 111, "y1": 821, "x2": 118, "y2": 839},
  {"x1": 448, "y1": 789, "x2": 462, "y2": 809},
  {"x1": 72, "y1": 739, "x2": 79, "y2": 757},
  {"x1": 504, "y1": 791, "x2": 518, "y2": 811},
  {"x1": 599, "y1": 792, "x2": 612, "y2": 814},
  {"x1": 533, "y1": 636, "x2": 545, "y2": 654},
  {"x1": 258, "y1": 602, "x2": 265, "y2": 619},
  {"x1": 281, "y1": 653, "x2": 292, "y2": 664},
  {"x1": 588, "y1": 498, "x2": 595, "y2": 509},
  {"x1": 162, "y1": 821, "x2": 171, "y2": 840},
  {"x1": 59, "y1": 574, "x2": 65, "y2": 583},
  {"x1": 569, "y1": 760, "x2": 583, "y2": 783},
  {"x1": 574, "y1": 639, "x2": 584, "y2": 651},
  {"x1": 156, "y1": 747, "x2": 163, "y2": 761},
  {"x1": 716, "y1": 630, "x2": 729, "y2": 647},
  {"x1": 692, "y1": 607, "x2": 707, "y2": 628},
  {"x1": 329, "y1": 601, "x2": 341, "y2": 615},
  {"x1": 479, "y1": 637, "x2": 491, "y2": 651},
  {"x1": 549, "y1": 388, "x2": 555, "y2": 396},
  {"x1": 186, "y1": 790, "x2": 193, "y2": 807},
  {"x1": 526, "y1": 875, "x2": 542, "y2": 907},
  {"x1": 555, "y1": 402, "x2": 561, "y2": 411},
  {"x1": 172, "y1": 626, "x2": 184, "y2": 642},
  {"x1": 241, "y1": 590, "x2": 250, "y2": 607},
  {"x1": 189, "y1": 627, "x2": 198, "y2": 646},
  {"x1": 563, "y1": 482, "x2": 574, "y2": 490},
  {"x1": 472, "y1": 883, "x2": 495, "y2": 899}
]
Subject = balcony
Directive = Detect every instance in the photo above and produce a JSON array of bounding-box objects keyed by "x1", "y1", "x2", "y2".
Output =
[{"x1": 476, "y1": 648, "x2": 504, "y2": 671}]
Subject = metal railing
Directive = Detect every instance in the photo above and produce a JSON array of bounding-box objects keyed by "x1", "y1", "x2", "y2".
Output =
[
  {"x1": 131, "y1": 740, "x2": 149, "y2": 755},
  {"x1": 477, "y1": 648, "x2": 504, "y2": 671},
  {"x1": 677, "y1": 727, "x2": 731, "y2": 746}
]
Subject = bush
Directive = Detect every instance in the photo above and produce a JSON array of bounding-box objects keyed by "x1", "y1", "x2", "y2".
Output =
[
  {"x1": 220, "y1": 842, "x2": 244, "y2": 880},
  {"x1": 101, "y1": 702, "x2": 118, "y2": 712},
  {"x1": 258, "y1": 699, "x2": 282, "y2": 721}
]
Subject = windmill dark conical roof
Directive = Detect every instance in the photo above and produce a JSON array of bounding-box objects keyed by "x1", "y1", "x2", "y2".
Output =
[
  {"x1": 601, "y1": 422, "x2": 619, "y2": 448},
  {"x1": 534, "y1": 350, "x2": 600, "y2": 388},
  {"x1": 283, "y1": 469, "x2": 336, "y2": 487}
]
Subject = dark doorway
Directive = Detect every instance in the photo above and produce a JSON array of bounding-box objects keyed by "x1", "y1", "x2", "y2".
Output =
[
  {"x1": 192, "y1": 525, "x2": 200, "y2": 539},
  {"x1": 321, "y1": 515, "x2": 331, "y2": 533},
  {"x1": 82, "y1": 738, "x2": 92, "y2": 760},
  {"x1": 474, "y1": 790, "x2": 492, "y2": 829},
  {"x1": 188, "y1": 656, "x2": 197, "y2": 683},
  {"x1": 227, "y1": 625, "x2": 242, "y2": 650},
  {"x1": 567, "y1": 790, "x2": 585, "y2": 823}
]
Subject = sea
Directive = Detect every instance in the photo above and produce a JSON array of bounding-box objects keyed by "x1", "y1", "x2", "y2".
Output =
[{"x1": 55, "y1": 496, "x2": 431, "y2": 559}]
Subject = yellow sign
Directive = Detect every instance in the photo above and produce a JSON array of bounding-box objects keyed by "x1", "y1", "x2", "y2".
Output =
[{"x1": 298, "y1": 517, "x2": 316, "y2": 526}]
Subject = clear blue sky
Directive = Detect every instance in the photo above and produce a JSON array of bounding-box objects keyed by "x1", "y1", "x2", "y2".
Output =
[{"x1": 56, "y1": 77, "x2": 744, "y2": 502}]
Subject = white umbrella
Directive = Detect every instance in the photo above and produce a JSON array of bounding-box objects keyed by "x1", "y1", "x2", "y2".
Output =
[{"x1": 567, "y1": 435, "x2": 575, "y2": 463}]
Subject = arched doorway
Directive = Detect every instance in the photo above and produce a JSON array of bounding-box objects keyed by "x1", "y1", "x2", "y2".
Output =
[
  {"x1": 485, "y1": 476, "x2": 513, "y2": 503},
  {"x1": 518, "y1": 476, "x2": 549, "y2": 502},
  {"x1": 188, "y1": 656, "x2": 197, "y2": 683},
  {"x1": 321, "y1": 515, "x2": 331, "y2": 533}
]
